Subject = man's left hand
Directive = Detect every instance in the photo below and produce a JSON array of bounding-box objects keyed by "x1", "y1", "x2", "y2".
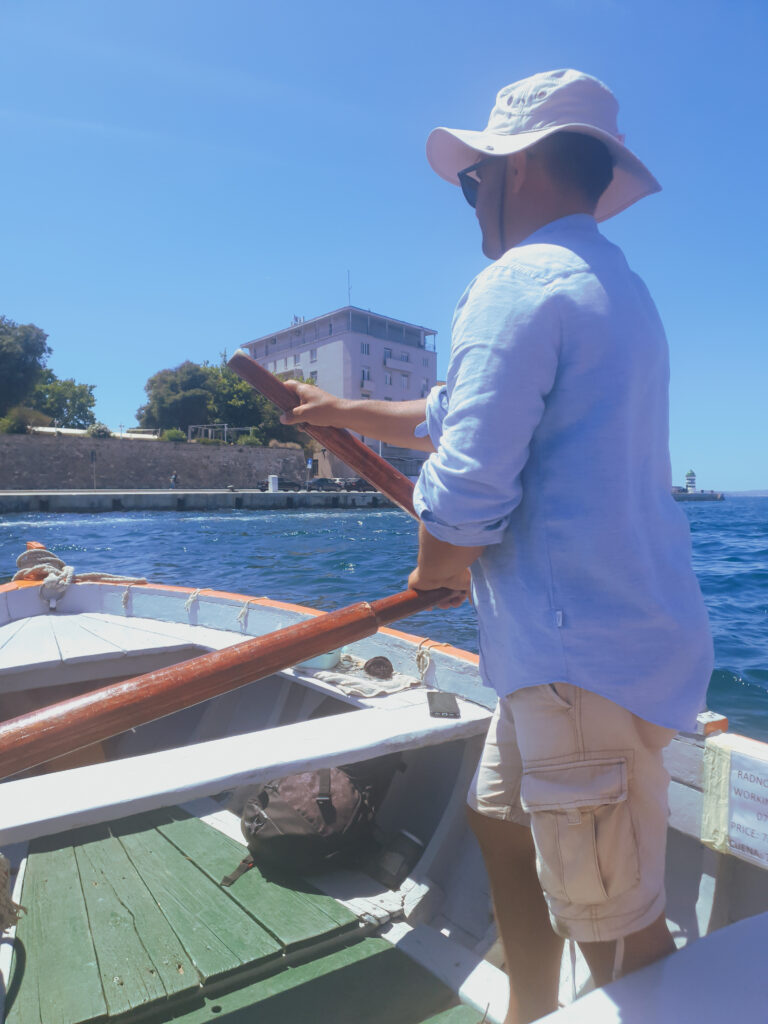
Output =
[{"x1": 408, "y1": 566, "x2": 472, "y2": 608}]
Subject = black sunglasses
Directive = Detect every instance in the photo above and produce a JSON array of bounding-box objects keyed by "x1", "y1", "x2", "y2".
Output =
[{"x1": 457, "y1": 156, "x2": 499, "y2": 208}]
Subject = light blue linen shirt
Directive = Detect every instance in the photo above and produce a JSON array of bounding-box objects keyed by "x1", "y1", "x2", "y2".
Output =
[{"x1": 414, "y1": 214, "x2": 713, "y2": 730}]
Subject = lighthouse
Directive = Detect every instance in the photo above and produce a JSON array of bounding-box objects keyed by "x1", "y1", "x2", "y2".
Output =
[{"x1": 685, "y1": 469, "x2": 697, "y2": 493}]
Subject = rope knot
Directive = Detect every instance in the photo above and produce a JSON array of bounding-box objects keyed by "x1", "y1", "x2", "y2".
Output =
[{"x1": 12, "y1": 547, "x2": 147, "y2": 610}]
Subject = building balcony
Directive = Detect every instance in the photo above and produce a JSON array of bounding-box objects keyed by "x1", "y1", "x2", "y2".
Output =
[{"x1": 384, "y1": 357, "x2": 412, "y2": 372}]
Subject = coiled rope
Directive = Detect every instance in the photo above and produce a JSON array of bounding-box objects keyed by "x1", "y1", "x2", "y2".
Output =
[{"x1": 13, "y1": 547, "x2": 147, "y2": 609}]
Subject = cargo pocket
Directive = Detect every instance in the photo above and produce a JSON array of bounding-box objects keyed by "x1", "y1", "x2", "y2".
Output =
[{"x1": 520, "y1": 758, "x2": 639, "y2": 906}]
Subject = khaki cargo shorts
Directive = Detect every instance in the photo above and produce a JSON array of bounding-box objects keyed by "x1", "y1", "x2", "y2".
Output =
[{"x1": 467, "y1": 682, "x2": 676, "y2": 943}]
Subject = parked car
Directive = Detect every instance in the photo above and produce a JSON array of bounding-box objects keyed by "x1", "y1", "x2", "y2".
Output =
[
  {"x1": 255, "y1": 478, "x2": 302, "y2": 492},
  {"x1": 307, "y1": 477, "x2": 343, "y2": 492},
  {"x1": 344, "y1": 477, "x2": 376, "y2": 492}
]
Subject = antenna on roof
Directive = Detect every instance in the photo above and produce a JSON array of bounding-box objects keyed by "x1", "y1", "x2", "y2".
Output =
[{"x1": 347, "y1": 270, "x2": 351, "y2": 306}]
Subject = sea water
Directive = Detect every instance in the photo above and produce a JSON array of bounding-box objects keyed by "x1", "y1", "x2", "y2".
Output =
[{"x1": 1, "y1": 498, "x2": 766, "y2": 741}]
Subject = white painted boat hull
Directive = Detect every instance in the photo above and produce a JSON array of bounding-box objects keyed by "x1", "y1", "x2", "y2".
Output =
[{"x1": 1, "y1": 577, "x2": 767, "y2": 1022}]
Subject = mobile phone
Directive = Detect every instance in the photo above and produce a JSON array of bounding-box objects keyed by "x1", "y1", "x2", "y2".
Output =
[{"x1": 427, "y1": 690, "x2": 460, "y2": 719}]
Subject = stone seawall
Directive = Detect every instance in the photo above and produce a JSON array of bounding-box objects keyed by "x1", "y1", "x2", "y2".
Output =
[
  {"x1": 0, "y1": 490, "x2": 391, "y2": 513},
  {"x1": 0, "y1": 434, "x2": 305, "y2": 491}
]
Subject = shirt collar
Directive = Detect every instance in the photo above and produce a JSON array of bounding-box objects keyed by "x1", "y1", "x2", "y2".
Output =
[{"x1": 516, "y1": 213, "x2": 599, "y2": 248}]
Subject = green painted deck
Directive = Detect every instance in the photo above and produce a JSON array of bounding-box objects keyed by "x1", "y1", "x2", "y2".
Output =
[
  {"x1": 5, "y1": 808, "x2": 478, "y2": 1024},
  {"x1": 148, "y1": 938, "x2": 478, "y2": 1024}
]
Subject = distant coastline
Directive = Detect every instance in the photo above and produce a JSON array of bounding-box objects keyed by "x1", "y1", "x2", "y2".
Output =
[{"x1": 724, "y1": 491, "x2": 768, "y2": 498}]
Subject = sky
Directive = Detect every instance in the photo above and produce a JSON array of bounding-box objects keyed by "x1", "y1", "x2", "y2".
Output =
[{"x1": 1, "y1": 0, "x2": 766, "y2": 491}]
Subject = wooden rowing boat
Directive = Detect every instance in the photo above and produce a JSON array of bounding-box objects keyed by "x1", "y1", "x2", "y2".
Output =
[
  {"x1": 1, "y1": 571, "x2": 767, "y2": 1023},
  {"x1": 2, "y1": 357, "x2": 767, "y2": 1021}
]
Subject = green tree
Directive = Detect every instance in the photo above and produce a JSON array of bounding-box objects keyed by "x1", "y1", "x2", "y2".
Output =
[
  {"x1": 0, "y1": 317, "x2": 51, "y2": 415},
  {"x1": 137, "y1": 358, "x2": 306, "y2": 445},
  {"x1": 203, "y1": 364, "x2": 267, "y2": 428},
  {"x1": 31, "y1": 369, "x2": 96, "y2": 428},
  {"x1": 0, "y1": 406, "x2": 52, "y2": 434},
  {"x1": 136, "y1": 362, "x2": 212, "y2": 430}
]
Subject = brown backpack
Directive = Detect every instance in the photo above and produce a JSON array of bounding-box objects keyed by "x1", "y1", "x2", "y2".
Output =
[{"x1": 221, "y1": 757, "x2": 401, "y2": 884}]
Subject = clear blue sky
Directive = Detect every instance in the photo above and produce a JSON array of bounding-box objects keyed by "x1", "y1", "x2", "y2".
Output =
[{"x1": 2, "y1": 0, "x2": 766, "y2": 490}]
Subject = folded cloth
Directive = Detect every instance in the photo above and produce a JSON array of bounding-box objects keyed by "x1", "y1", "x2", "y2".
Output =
[{"x1": 313, "y1": 653, "x2": 421, "y2": 698}]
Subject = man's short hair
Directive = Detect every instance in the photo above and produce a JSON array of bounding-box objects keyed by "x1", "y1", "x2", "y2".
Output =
[{"x1": 531, "y1": 131, "x2": 614, "y2": 205}]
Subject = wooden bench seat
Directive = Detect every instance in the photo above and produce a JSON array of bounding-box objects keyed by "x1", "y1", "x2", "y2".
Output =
[
  {"x1": 0, "y1": 695, "x2": 491, "y2": 846},
  {"x1": 538, "y1": 909, "x2": 768, "y2": 1023}
]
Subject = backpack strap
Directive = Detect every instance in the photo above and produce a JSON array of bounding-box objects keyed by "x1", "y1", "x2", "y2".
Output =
[
  {"x1": 316, "y1": 767, "x2": 334, "y2": 824},
  {"x1": 316, "y1": 768, "x2": 332, "y2": 805},
  {"x1": 220, "y1": 853, "x2": 255, "y2": 887}
]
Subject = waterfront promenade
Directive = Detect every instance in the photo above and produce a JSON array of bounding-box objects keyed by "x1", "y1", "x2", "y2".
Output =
[{"x1": 0, "y1": 489, "x2": 392, "y2": 514}]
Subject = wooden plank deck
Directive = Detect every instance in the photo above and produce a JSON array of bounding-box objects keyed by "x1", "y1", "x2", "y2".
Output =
[
  {"x1": 151, "y1": 936, "x2": 470, "y2": 1024},
  {"x1": 5, "y1": 807, "x2": 361, "y2": 1024},
  {"x1": 7, "y1": 835, "x2": 108, "y2": 1024},
  {"x1": 153, "y1": 807, "x2": 356, "y2": 948}
]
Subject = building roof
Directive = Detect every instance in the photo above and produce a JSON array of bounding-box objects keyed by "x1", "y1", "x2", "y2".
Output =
[{"x1": 247, "y1": 305, "x2": 436, "y2": 346}]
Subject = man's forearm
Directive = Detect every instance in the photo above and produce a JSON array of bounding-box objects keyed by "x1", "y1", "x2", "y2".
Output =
[
  {"x1": 409, "y1": 523, "x2": 484, "y2": 591},
  {"x1": 331, "y1": 398, "x2": 434, "y2": 451},
  {"x1": 280, "y1": 383, "x2": 434, "y2": 452}
]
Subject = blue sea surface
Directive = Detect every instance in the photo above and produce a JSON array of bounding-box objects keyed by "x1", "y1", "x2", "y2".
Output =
[{"x1": 1, "y1": 498, "x2": 766, "y2": 741}]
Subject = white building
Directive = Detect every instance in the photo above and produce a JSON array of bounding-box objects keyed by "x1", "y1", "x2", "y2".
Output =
[{"x1": 244, "y1": 306, "x2": 438, "y2": 476}]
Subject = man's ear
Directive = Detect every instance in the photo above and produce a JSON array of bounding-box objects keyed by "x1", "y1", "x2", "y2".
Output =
[{"x1": 507, "y1": 151, "x2": 528, "y2": 194}]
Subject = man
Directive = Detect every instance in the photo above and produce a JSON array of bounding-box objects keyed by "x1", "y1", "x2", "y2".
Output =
[{"x1": 281, "y1": 69, "x2": 713, "y2": 1023}]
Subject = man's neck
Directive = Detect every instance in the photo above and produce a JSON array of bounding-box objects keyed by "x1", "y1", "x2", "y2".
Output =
[{"x1": 502, "y1": 200, "x2": 595, "y2": 251}]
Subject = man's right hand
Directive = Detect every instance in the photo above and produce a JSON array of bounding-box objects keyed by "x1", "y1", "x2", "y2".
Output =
[{"x1": 279, "y1": 380, "x2": 349, "y2": 427}]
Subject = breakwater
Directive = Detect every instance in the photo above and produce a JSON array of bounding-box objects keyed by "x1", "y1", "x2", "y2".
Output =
[{"x1": 0, "y1": 489, "x2": 390, "y2": 514}]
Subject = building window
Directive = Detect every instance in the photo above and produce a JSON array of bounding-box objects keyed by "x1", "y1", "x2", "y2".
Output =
[
  {"x1": 310, "y1": 370, "x2": 318, "y2": 383},
  {"x1": 361, "y1": 367, "x2": 371, "y2": 381},
  {"x1": 293, "y1": 354, "x2": 300, "y2": 366},
  {"x1": 361, "y1": 342, "x2": 370, "y2": 355},
  {"x1": 400, "y1": 352, "x2": 409, "y2": 362},
  {"x1": 384, "y1": 348, "x2": 392, "y2": 362},
  {"x1": 400, "y1": 375, "x2": 408, "y2": 390},
  {"x1": 310, "y1": 348, "x2": 317, "y2": 362},
  {"x1": 329, "y1": 323, "x2": 333, "y2": 335},
  {"x1": 423, "y1": 357, "x2": 429, "y2": 366},
  {"x1": 384, "y1": 372, "x2": 392, "y2": 386}
]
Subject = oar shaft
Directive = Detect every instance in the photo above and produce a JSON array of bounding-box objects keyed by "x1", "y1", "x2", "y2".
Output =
[
  {"x1": 0, "y1": 587, "x2": 448, "y2": 781},
  {"x1": 227, "y1": 349, "x2": 418, "y2": 518}
]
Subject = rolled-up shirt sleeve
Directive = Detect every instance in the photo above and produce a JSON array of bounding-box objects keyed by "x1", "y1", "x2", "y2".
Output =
[
  {"x1": 414, "y1": 384, "x2": 449, "y2": 446},
  {"x1": 414, "y1": 264, "x2": 560, "y2": 547}
]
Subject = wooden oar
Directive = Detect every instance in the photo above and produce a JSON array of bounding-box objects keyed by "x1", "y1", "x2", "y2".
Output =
[
  {"x1": 0, "y1": 357, "x2": 437, "y2": 782},
  {"x1": 227, "y1": 348, "x2": 418, "y2": 518},
  {"x1": 0, "y1": 586, "x2": 449, "y2": 781}
]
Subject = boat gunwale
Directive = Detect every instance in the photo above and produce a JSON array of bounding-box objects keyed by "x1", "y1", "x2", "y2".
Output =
[{"x1": 0, "y1": 580, "x2": 480, "y2": 665}]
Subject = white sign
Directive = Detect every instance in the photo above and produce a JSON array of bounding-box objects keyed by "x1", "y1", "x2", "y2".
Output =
[{"x1": 728, "y1": 751, "x2": 768, "y2": 868}]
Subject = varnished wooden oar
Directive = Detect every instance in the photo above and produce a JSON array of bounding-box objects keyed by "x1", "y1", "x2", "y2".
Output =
[
  {"x1": 0, "y1": 355, "x2": 436, "y2": 780},
  {"x1": 0, "y1": 586, "x2": 449, "y2": 781},
  {"x1": 227, "y1": 348, "x2": 418, "y2": 518}
]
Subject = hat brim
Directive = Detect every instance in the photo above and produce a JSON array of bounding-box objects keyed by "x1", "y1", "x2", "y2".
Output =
[{"x1": 426, "y1": 123, "x2": 660, "y2": 222}]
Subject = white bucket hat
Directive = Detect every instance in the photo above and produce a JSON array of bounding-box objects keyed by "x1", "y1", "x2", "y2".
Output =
[{"x1": 427, "y1": 69, "x2": 660, "y2": 221}]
